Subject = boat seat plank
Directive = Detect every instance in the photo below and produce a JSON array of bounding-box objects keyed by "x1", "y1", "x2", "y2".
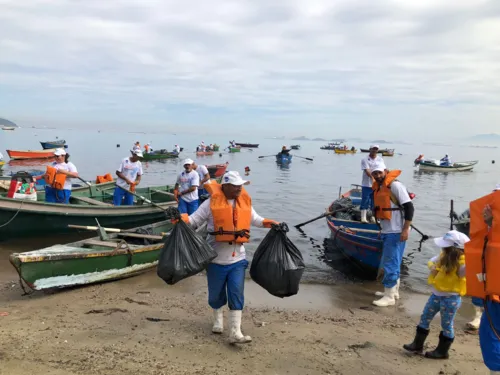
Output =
[
  {"x1": 83, "y1": 239, "x2": 123, "y2": 248},
  {"x1": 71, "y1": 196, "x2": 112, "y2": 206},
  {"x1": 116, "y1": 233, "x2": 164, "y2": 241}
]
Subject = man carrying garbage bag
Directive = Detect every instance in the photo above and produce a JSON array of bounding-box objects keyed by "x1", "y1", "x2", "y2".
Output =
[{"x1": 177, "y1": 171, "x2": 278, "y2": 344}]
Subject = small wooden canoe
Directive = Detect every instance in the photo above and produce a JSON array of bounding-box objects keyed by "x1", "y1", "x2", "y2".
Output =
[
  {"x1": 276, "y1": 153, "x2": 293, "y2": 164},
  {"x1": 235, "y1": 143, "x2": 259, "y2": 148},
  {"x1": 206, "y1": 163, "x2": 228, "y2": 178},
  {"x1": 212, "y1": 145, "x2": 220, "y2": 152},
  {"x1": 142, "y1": 150, "x2": 179, "y2": 160},
  {"x1": 196, "y1": 151, "x2": 214, "y2": 156},
  {"x1": 40, "y1": 140, "x2": 66, "y2": 149},
  {"x1": 417, "y1": 160, "x2": 478, "y2": 172},
  {"x1": 0, "y1": 184, "x2": 176, "y2": 239},
  {"x1": 2, "y1": 126, "x2": 16, "y2": 131},
  {"x1": 334, "y1": 149, "x2": 357, "y2": 154},
  {"x1": 291, "y1": 145, "x2": 300, "y2": 150},
  {"x1": 9, "y1": 220, "x2": 174, "y2": 291},
  {"x1": 382, "y1": 149, "x2": 395, "y2": 157},
  {"x1": 228, "y1": 147, "x2": 241, "y2": 153},
  {"x1": 7, "y1": 149, "x2": 58, "y2": 160}
]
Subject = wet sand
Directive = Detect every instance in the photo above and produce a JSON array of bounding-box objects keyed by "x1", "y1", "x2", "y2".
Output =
[{"x1": 0, "y1": 266, "x2": 486, "y2": 375}]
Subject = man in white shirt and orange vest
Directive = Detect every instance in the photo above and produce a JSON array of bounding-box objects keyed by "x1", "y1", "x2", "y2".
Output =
[
  {"x1": 360, "y1": 145, "x2": 383, "y2": 223},
  {"x1": 179, "y1": 171, "x2": 278, "y2": 344},
  {"x1": 371, "y1": 162, "x2": 414, "y2": 307}
]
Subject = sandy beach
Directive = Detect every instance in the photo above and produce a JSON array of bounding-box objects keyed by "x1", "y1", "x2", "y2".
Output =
[{"x1": 0, "y1": 268, "x2": 486, "y2": 375}]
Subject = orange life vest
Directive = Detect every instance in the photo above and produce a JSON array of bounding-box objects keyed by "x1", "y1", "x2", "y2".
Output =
[
  {"x1": 96, "y1": 173, "x2": 113, "y2": 184},
  {"x1": 205, "y1": 183, "x2": 252, "y2": 243},
  {"x1": 44, "y1": 165, "x2": 67, "y2": 190},
  {"x1": 372, "y1": 170, "x2": 402, "y2": 220},
  {"x1": 465, "y1": 191, "x2": 500, "y2": 302}
]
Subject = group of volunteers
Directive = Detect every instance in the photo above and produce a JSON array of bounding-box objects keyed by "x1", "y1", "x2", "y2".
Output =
[{"x1": 361, "y1": 144, "x2": 500, "y2": 372}]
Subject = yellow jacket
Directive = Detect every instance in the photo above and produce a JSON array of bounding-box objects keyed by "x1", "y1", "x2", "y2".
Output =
[{"x1": 427, "y1": 253, "x2": 466, "y2": 296}]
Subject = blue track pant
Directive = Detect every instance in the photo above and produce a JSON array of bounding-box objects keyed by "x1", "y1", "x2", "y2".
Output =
[
  {"x1": 206, "y1": 259, "x2": 248, "y2": 310},
  {"x1": 381, "y1": 233, "x2": 407, "y2": 288}
]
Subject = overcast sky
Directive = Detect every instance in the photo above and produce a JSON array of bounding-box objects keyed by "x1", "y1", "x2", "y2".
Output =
[{"x1": 0, "y1": 0, "x2": 499, "y2": 138}]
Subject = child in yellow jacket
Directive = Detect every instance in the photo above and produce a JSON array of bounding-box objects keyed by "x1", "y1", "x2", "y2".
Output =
[{"x1": 403, "y1": 230, "x2": 470, "y2": 359}]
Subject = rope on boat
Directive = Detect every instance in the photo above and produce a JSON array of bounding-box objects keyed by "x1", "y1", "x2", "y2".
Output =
[{"x1": 0, "y1": 200, "x2": 25, "y2": 228}]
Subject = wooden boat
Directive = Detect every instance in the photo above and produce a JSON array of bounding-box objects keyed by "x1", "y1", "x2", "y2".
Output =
[
  {"x1": 206, "y1": 163, "x2": 228, "y2": 178},
  {"x1": 228, "y1": 147, "x2": 241, "y2": 153},
  {"x1": 7, "y1": 149, "x2": 58, "y2": 160},
  {"x1": 0, "y1": 161, "x2": 4, "y2": 169},
  {"x1": 0, "y1": 184, "x2": 176, "y2": 239},
  {"x1": 9, "y1": 219, "x2": 177, "y2": 291},
  {"x1": 142, "y1": 150, "x2": 179, "y2": 160},
  {"x1": 334, "y1": 148, "x2": 357, "y2": 154},
  {"x1": 290, "y1": 145, "x2": 300, "y2": 150},
  {"x1": 235, "y1": 143, "x2": 259, "y2": 148},
  {"x1": 382, "y1": 149, "x2": 395, "y2": 157},
  {"x1": 416, "y1": 160, "x2": 478, "y2": 172},
  {"x1": 196, "y1": 151, "x2": 214, "y2": 156},
  {"x1": 2, "y1": 126, "x2": 16, "y2": 131},
  {"x1": 360, "y1": 148, "x2": 391, "y2": 153},
  {"x1": 339, "y1": 185, "x2": 362, "y2": 206},
  {"x1": 40, "y1": 140, "x2": 66, "y2": 149},
  {"x1": 320, "y1": 142, "x2": 341, "y2": 150},
  {"x1": 276, "y1": 153, "x2": 292, "y2": 164},
  {"x1": 212, "y1": 145, "x2": 220, "y2": 152}
]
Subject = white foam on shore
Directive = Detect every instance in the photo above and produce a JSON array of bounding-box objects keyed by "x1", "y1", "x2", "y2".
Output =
[{"x1": 33, "y1": 261, "x2": 158, "y2": 290}]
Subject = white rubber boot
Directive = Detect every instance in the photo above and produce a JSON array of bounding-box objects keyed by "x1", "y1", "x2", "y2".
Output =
[
  {"x1": 228, "y1": 310, "x2": 252, "y2": 344},
  {"x1": 375, "y1": 279, "x2": 400, "y2": 300},
  {"x1": 466, "y1": 306, "x2": 483, "y2": 330},
  {"x1": 373, "y1": 286, "x2": 397, "y2": 307},
  {"x1": 212, "y1": 308, "x2": 224, "y2": 334},
  {"x1": 360, "y1": 210, "x2": 368, "y2": 223}
]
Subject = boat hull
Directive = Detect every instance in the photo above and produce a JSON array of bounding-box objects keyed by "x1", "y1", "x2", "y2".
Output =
[
  {"x1": 40, "y1": 140, "x2": 66, "y2": 149},
  {"x1": 334, "y1": 149, "x2": 357, "y2": 154},
  {"x1": 196, "y1": 151, "x2": 214, "y2": 156},
  {"x1": 7, "y1": 149, "x2": 58, "y2": 160},
  {"x1": 235, "y1": 143, "x2": 259, "y2": 148},
  {"x1": 228, "y1": 147, "x2": 241, "y2": 153},
  {"x1": 418, "y1": 161, "x2": 478, "y2": 172},
  {"x1": 290, "y1": 145, "x2": 300, "y2": 150},
  {"x1": 206, "y1": 163, "x2": 228, "y2": 178},
  {"x1": 276, "y1": 154, "x2": 292, "y2": 164},
  {"x1": 142, "y1": 151, "x2": 179, "y2": 160}
]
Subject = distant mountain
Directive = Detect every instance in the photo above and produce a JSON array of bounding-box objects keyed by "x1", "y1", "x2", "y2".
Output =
[
  {"x1": 312, "y1": 137, "x2": 328, "y2": 141},
  {"x1": 371, "y1": 139, "x2": 391, "y2": 144},
  {"x1": 0, "y1": 117, "x2": 18, "y2": 127},
  {"x1": 291, "y1": 136, "x2": 310, "y2": 141}
]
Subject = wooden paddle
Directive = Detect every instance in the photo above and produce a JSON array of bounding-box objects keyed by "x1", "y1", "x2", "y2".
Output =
[
  {"x1": 117, "y1": 185, "x2": 177, "y2": 215},
  {"x1": 293, "y1": 155, "x2": 313, "y2": 161},
  {"x1": 258, "y1": 155, "x2": 276, "y2": 158},
  {"x1": 295, "y1": 208, "x2": 349, "y2": 228}
]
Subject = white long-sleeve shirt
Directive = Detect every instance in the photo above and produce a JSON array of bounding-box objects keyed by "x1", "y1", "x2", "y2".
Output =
[{"x1": 187, "y1": 198, "x2": 265, "y2": 265}]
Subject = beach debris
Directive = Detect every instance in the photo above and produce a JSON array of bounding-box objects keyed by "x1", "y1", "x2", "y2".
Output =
[
  {"x1": 146, "y1": 317, "x2": 170, "y2": 322},
  {"x1": 124, "y1": 297, "x2": 150, "y2": 306},
  {"x1": 137, "y1": 291, "x2": 151, "y2": 294},
  {"x1": 85, "y1": 308, "x2": 128, "y2": 315},
  {"x1": 0, "y1": 312, "x2": 9, "y2": 317}
]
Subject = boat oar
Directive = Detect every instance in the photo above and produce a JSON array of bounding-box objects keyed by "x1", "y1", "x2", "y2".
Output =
[
  {"x1": 293, "y1": 155, "x2": 313, "y2": 161},
  {"x1": 410, "y1": 225, "x2": 430, "y2": 241},
  {"x1": 117, "y1": 185, "x2": 179, "y2": 217},
  {"x1": 258, "y1": 155, "x2": 276, "y2": 158},
  {"x1": 295, "y1": 208, "x2": 349, "y2": 228},
  {"x1": 68, "y1": 224, "x2": 169, "y2": 236}
]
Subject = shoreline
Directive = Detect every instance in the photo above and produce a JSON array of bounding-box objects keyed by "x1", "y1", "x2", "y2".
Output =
[{"x1": 0, "y1": 270, "x2": 485, "y2": 375}]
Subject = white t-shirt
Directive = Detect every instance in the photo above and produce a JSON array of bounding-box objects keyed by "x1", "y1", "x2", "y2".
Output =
[
  {"x1": 52, "y1": 161, "x2": 77, "y2": 191},
  {"x1": 196, "y1": 165, "x2": 210, "y2": 188},
  {"x1": 116, "y1": 157, "x2": 143, "y2": 189},
  {"x1": 176, "y1": 170, "x2": 199, "y2": 202},
  {"x1": 361, "y1": 155, "x2": 383, "y2": 187},
  {"x1": 187, "y1": 198, "x2": 265, "y2": 265},
  {"x1": 379, "y1": 181, "x2": 411, "y2": 234}
]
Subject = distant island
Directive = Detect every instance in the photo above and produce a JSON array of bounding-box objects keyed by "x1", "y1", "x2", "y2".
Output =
[
  {"x1": 291, "y1": 136, "x2": 310, "y2": 141},
  {"x1": 312, "y1": 138, "x2": 328, "y2": 141},
  {"x1": 0, "y1": 117, "x2": 18, "y2": 127}
]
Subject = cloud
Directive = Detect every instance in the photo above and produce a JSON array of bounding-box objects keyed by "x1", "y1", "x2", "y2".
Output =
[{"x1": 0, "y1": 0, "x2": 499, "y2": 137}]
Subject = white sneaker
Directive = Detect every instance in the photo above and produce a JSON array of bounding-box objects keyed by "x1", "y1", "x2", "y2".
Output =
[
  {"x1": 212, "y1": 308, "x2": 224, "y2": 334},
  {"x1": 360, "y1": 210, "x2": 368, "y2": 223},
  {"x1": 373, "y1": 286, "x2": 397, "y2": 307},
  {"x1": 375, "y1": 279, "x2": 400, "y2": 300},
  {"x1": 228, "y1": 310, "x2": 252, "y2": 344},
  {"x1": 466, "y1": 306, "x2": 483, "y2": 330}
]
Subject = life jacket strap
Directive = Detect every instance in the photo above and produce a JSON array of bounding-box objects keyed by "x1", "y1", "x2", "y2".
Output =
[{"x1": 208, "y1": 227, "x2": 250, "y2": 240}]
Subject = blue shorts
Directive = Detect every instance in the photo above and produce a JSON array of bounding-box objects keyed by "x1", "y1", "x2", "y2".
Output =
[
  {"x1": 113, "y1": 187, "x2": 134, "y2": 206},
  {"x1": 178, "y1": 198, "x2": 199, "y2": 214},
  {"x1": 45, "y1": 186, "x2": 71, "y2": 204}
]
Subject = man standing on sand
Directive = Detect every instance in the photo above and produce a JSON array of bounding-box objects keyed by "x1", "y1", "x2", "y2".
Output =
[
  {"x1": 174, "y1": 159, "x2": 200, "y2": 215},
  {"x1": 360, "y1": 145, "x2": 383, "y2": 223},
  {"x1": 178, "y1": 171, "x2": 278, "y2": 344},
  {"x1": 371, "y1": 162, "x2": 414, "y2": 307},
  {"x1": 113, "y1": 149, "x2": 143, "y2": 206}
]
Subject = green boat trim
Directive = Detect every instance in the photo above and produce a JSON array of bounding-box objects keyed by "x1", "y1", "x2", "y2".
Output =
[
  {"x1": 229, "y1": 147, "x2": 241, "y2": 153},
  {"x1": 142, "y1": 151, "x2": 179, "y2": 160}
]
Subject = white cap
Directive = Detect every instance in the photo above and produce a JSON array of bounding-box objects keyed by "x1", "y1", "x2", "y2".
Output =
[
  {"x1": 371, "y1": 162, "x2": 387, "y2": 173},
  {"x1": 131, "y1": 149, "x2": 143, "y2": 157},
  {"x1": 54, "y1": 148, "x2": 67, "y2": 156},
  {"x1": 494, "y1": 184, "x2": 500, "y2": 191},
  {"x1": 222, "y1": 171, "x2": 249, "y2": 186},
  {"x1": 434, "y1": 230, "x2": 470, "y2": 249},
  {"x1": 183, "y1": 158, "x2": 194, "y2": 165},
  {"x1": 370, "y1": 144, "x2": 380, "y2": 150}
]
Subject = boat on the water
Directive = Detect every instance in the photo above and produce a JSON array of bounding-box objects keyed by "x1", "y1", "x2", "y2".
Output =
[
  {"x1": 235, "y1": 143, "x2": 259, "y2": 148},
  {"x1": 9, "y1": 219, "x2": 176, "y2": 291},
  {"x1": 196, "y1": 151, "x2": 214, "y2": 156},
  {"x1": 40, "y1": 140, "x2": 67, "y2": 149},
  {"x1": 228, "y1": 147, "x2": 241, "y2": 153},
  {"x1": 2, "y1": 126, "x2": 16, "y2": 131},
  {"x1": 206, "y1": 162, "x2": 228, "y2": 178},
  {"x1": 0, "y1": 161, "x2": 4, "y2": 169},
  {"x1": 0, "y1": 184, "x2": 176, "y2": 238},
  {"x1": 7, "y1": 149, "x2": 58, "y2": 160},
  {"x1": 334, "y1": 148, "x2": 357, "y2": 154},
  {"x1": 142, "y1": 150, "x2": 179, "y2": 160},
  {"x1": 415, "y1": 159, "x2": 478, "y2": 172},
  {"x1": 381, "y1": 149, "x2": 395, "y2": 157},
  {"x1": 360, "y1": 148, "x2": 392, "y2": 154},
  {"x1": 276, "y1": 153, "x2": 293, "y2": 164},
  {"x1": 320, "y1": 142, "x2": 341, "y2": 150},
  {"x1": 291, "y1": 145, "x2": 300, "y2": 150}
]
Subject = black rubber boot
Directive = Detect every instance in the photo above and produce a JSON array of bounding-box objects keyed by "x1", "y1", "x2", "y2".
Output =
[
  {"x1": 424, "y1": 331, "x2": 454, "y2": 359},
  {"x1": 403, "y1": 326, "x2": 430, "y2": 354}
]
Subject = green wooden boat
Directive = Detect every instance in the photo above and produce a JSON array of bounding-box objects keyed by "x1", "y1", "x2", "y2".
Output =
[
  {"x1": 10, "y1": 219, "x2": 177, "y2": 291},
  {"x1": 213, "y1": 145, "x2": 220, "y2": 152},
  {"x1": 0, "y1": 185, "x2": 177, "y2": 239},
  {"x1": 229, "y1": 147, "x2": 241, "y2": 153},
  {"x1": 142, "y1": 150, "x2": 179, "y2": 160}
]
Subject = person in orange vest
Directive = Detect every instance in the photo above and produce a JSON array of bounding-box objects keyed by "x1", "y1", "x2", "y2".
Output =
[
  {"x1": 371, "y1": 162, "x2": 415, "y2": 307},
  {"x1": 44, "y1": 148, "x2": 79, "y2": 204},
  {"x1": 144, "y1": 143, "x2": 151, "y2": 154},
  {"x1": 177, "y1": 171, "x2": 278, "y2": 344}
]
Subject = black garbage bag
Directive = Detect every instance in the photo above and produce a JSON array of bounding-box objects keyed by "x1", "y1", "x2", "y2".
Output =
[
  {"x1": 250, "y1": 223, "x2": 305, "y2": 298},
  {"x1": 157, "y1": 220, "x2": 217, "y2": 285}
]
